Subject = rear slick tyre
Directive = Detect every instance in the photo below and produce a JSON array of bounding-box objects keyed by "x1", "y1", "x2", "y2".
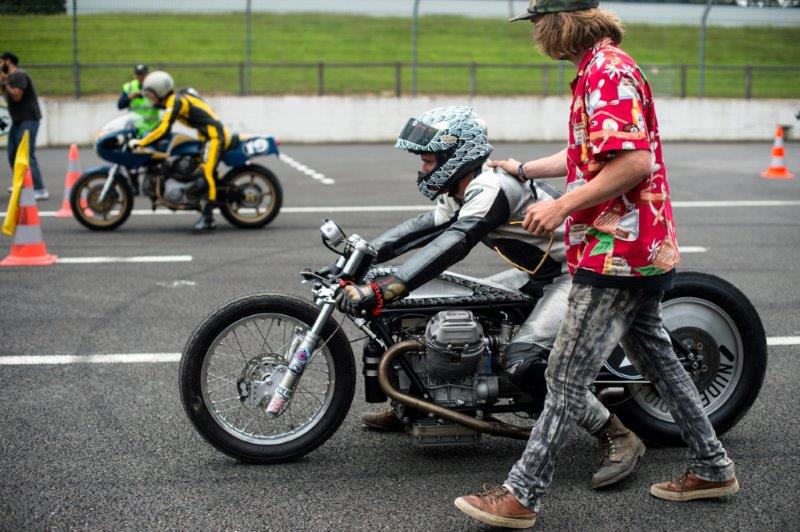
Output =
[{"x1": 179, "y1": 292, "x2": 355, "y2": 463}]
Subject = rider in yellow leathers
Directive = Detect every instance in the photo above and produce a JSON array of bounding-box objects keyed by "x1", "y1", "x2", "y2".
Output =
[{"x1": 130, "y1": 71, "x2": 230, "y2": 231}]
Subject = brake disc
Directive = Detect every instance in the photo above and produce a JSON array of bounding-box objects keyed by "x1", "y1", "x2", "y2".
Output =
[
  {"x1": 86, "y1": 184, "x2": 118, "y2": 213},
  {"x1": 237, "y1": 354, "x2": 287, "y2": 408}
]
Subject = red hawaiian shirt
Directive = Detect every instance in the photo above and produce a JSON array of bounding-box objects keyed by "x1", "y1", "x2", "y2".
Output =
[{"x1": 565, "y1": 39, "x2": 679, "y2": 283}]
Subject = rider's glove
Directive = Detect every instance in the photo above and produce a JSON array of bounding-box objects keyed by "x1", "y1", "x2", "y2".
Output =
[
  {"x1": 337, "y1": 275, "x2": 407, "y2": 317},
  {"x1": 127, "y1": 138, "x2": 142, "y2": 150}
]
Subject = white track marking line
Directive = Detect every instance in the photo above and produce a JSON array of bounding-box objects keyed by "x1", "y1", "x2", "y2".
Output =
[
  {"x1": 768, "y1": 336, "x2": 800, "y2": 346},
  {"x1": 4, "y1": 200, "x2": 800, "y2": 218},
  {"x1": 0, "y1": 353, "x2": 181, "y2": 365},
  {"x1": 678, "y1": 246, "x2": 707, "y2": 253},
  {"x1": 57, "y1": 255, "x2": 192, "y2": 264},
  {"x1": 278, "y1": 152, "x2": 336, "y2": 185},
  {"x1": 3, "y1": 337, "x2": 798, "y2": 365}
]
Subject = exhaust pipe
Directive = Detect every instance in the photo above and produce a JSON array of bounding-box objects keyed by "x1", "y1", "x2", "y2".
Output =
[{"x1": 378, "y1": 340, "x2": 531, "y2": 440}]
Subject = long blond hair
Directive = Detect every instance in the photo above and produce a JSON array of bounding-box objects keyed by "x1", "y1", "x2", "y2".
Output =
[{"x1": 533, "y1": 8, "x2": 624, "y2": 60}]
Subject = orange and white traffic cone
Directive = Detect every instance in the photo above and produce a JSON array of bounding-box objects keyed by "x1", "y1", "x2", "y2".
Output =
[
  {"x1": 1, "y1": 168, "x2": 58, "y2": 266},
  {"x1": 761, "y1": 126, "x2": 795, "y2": 179},
  {"x1": 55, "y1": 144, "x2": 81, "y2": 217}
]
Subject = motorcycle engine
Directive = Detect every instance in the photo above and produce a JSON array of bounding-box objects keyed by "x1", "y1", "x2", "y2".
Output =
[
  {"x1": 397, "y1": 310, "x2": 491, "y2": 411},
  {"x1": 163, "y1": 178, "x2": 197, "y2": 204},
  {"x1": 425, "y1": 310, "x2": 485, "y2": 380},
  {"x1": 169, "y1": 155, "x2": 198, "y2": 179}
]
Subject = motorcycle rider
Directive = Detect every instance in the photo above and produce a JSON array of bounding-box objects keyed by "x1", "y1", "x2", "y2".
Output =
[
  {"x1": 338, "y1": 106, "x2": 645, "y2": 489},
  {"x1": 129, "y1": 70, "x2": 230, "y2": 231}
]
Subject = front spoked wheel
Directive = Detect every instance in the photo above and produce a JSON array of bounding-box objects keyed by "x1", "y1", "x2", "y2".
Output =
[
  {"x1": 180, "y1": 293, "x2": 355, "y2": 463},
  {"x1": 69, "y1": 170, "x2": 133, "y2": 231},
  {"x1": 614, "y1": 272, "x2": 767, "y2": 445}
]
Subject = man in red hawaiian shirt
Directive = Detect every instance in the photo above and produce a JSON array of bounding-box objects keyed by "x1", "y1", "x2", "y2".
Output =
[{"x1": 454, "y1": 2, "x2": 738, "y2": 528}]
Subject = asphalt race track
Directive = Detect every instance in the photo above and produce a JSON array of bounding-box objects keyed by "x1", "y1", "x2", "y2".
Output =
[{"x1": 1, "y1": 142, "x2": 799, "y2": 530}]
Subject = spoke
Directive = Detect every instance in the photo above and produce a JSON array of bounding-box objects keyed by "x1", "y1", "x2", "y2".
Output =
[
  {"x1": 218, "y1": 342, "x2": 247, "y2": 361},
  {"x1": 206, "y1": 372, "x2": 239, "y2": 385},
  {"x1": 210, "y1": 396, "x2": 241, "y2": 404},
  {"x1": 297, "y1": 387, "x2": 320, "y2": 410},
  {"x1": 297, "y1": 383, "x2": 324, "y2": 403},
  {"x1": 286, "y1": 400, "x2": 296, "y2": 431},
  {"x1": 251, "y1": 318, "x2": 274, "y2": 356},
  {"x1": 215, "y1": 403, "x2": 244, "y2": 414},
  {"x1": 207, "y1": 382, "x2": 236, "y2": 395},
  {"x1": 211, "y1": 350, "x2": 245, "y2": 361}
]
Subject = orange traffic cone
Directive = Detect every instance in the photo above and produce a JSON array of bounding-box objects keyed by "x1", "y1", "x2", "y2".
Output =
[
  {"x1": 761, "y1": 126, "x2": 795, "y2": 179},
  {"x1": 55, "y1": 144, "x2": 81, "y2": 217},
  {"x1": 1, "y1": 168, "x2": 58, "y2": 266}
]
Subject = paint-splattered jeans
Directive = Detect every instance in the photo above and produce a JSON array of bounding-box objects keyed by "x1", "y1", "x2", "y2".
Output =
[{"x1": 504, "y1": 284, "x2": 735, "y2": 512}]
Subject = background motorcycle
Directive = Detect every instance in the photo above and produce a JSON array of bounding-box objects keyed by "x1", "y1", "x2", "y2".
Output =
[
  {"x1": 70, "y1": 112, "x2": 283, "y2": 230},
  {"x1": 179, "y1": 220, "x2": 767, "y2": 463}
]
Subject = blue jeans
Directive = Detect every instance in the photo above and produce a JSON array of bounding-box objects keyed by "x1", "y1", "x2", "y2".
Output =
[{"x1": 7, "y1": 119, "x2": 44, "y2": 191}]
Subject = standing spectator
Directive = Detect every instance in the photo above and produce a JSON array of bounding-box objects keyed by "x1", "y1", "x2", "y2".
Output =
[
  {"x1": 118, "y1": 64, "x2": 160, "y2": 137},
  {"x1": 453, "y1": 2, "x2": 737, "y2": 528},
  {"x1": 1, "y1": 51, "x2": 48, "y2": 200}
]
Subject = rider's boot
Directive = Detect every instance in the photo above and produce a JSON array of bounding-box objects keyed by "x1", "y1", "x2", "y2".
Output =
[
  {"x1": 193, "y1": 201, "x2": 217, "y2": 232},
  {"x1": 591, "y1": 414, "x2": 646, "y2": 489},
  {"x1": 361, "y1": 408, "x2": 405, "y2": 432}
]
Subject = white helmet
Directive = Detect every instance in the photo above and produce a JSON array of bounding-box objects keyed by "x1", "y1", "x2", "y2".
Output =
[{"x1": 142, "y1": 71, "x2": 174, "y2": 99}]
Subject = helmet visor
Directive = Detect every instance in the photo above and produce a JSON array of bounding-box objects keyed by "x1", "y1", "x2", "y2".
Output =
[{"x1": 398, "y1": 118, "x2": 441, "y2": 150}]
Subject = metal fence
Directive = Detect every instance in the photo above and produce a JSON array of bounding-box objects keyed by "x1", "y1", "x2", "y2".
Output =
[
  {"x1": 21, "y1": 61, "x2": 800, "y2": 100},
  {"x1": 4, "y1": 0, "x2": 799, "y2": 99}
]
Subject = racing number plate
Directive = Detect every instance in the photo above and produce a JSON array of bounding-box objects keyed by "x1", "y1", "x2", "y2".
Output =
[{"x1": 242, "y1": 137, "x2": 271, "y2": 157}]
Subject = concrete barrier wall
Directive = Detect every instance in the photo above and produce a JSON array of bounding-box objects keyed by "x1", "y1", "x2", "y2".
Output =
[{"x1": 37, "y1": 95, "x2": 800, "y2": 147}]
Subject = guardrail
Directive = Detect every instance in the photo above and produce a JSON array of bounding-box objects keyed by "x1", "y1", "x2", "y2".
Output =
[{"x1": 23, "y1": 61, "x2": 800, "y2": 100}]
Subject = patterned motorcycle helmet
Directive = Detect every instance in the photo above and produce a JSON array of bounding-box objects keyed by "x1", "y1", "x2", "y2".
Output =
[{"x1": 395, "y1": 106, "x2": 493, "y2": 200}]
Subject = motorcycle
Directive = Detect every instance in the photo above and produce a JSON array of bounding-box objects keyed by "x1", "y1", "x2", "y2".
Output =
[
  {"x1": 70, "y1": 113, "x2": 283, "y2": 231},
  {"x1": 179, "y1": 219, "x2": 767, "y2": 463}
]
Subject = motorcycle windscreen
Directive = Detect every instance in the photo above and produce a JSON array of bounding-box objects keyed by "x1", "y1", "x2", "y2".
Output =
[{"x1": 398, "y1": 118, "x2": 442, "y2": 150}]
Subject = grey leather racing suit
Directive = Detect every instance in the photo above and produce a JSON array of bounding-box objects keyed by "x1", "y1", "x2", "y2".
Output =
[{"x1": 371, "y1": 164, "x2": 610, "y2": 434}]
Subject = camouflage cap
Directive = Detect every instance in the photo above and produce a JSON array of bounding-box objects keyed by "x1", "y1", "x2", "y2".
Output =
[{"x1": 509, "y1": 0, "x2": 600, "y2": 22}]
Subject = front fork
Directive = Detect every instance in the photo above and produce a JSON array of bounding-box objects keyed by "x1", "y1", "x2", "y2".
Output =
[
  {"x1": 264, "y1": 300, "x2": 336, "y2": 417},
  {"x1": 98, "y1": 163, "x2": 120, "y2": 203}
]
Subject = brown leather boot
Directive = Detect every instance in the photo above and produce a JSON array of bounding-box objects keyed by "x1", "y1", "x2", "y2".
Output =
[
  {"x1": 592, "y1": 414, "x2": 646, "y2": 489},
  {"x1": 650, "y1": 471, "x2": 739, "y2": 501},
  {"x1": 454, "y1": 485, "x2": 536, "y2": 529},
  {"x1": 360, "y1": 408, "x2": 405, "y2": 432}
]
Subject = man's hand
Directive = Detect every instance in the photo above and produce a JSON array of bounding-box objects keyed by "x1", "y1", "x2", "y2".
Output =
[
  {"x1": 127, "y1": 138, "x2": 142, "y2": 150},
  {"x1": 128, "y1": 91, "x2": 141, "y2": 99},
  {"x1": 522, "y1": 199, "x2": 569, "y2": 237},
  {"x1": 488, "y1": 158, "x2": 524, "y2": 179}
]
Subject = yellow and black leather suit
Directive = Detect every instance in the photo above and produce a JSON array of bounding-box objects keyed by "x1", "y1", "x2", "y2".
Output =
[{"x1": 138, "y1": 90, "x2": 231, "y2": 201}]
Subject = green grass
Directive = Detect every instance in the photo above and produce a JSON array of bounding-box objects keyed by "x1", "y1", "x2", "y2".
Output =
[{"x1": 3, "y1": 12, "x2": 799, "y2": 97}]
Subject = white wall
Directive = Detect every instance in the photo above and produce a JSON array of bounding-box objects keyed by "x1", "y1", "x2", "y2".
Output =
[{"x1": 37, "y1": 95, "x2": 800, "y2": 147}]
